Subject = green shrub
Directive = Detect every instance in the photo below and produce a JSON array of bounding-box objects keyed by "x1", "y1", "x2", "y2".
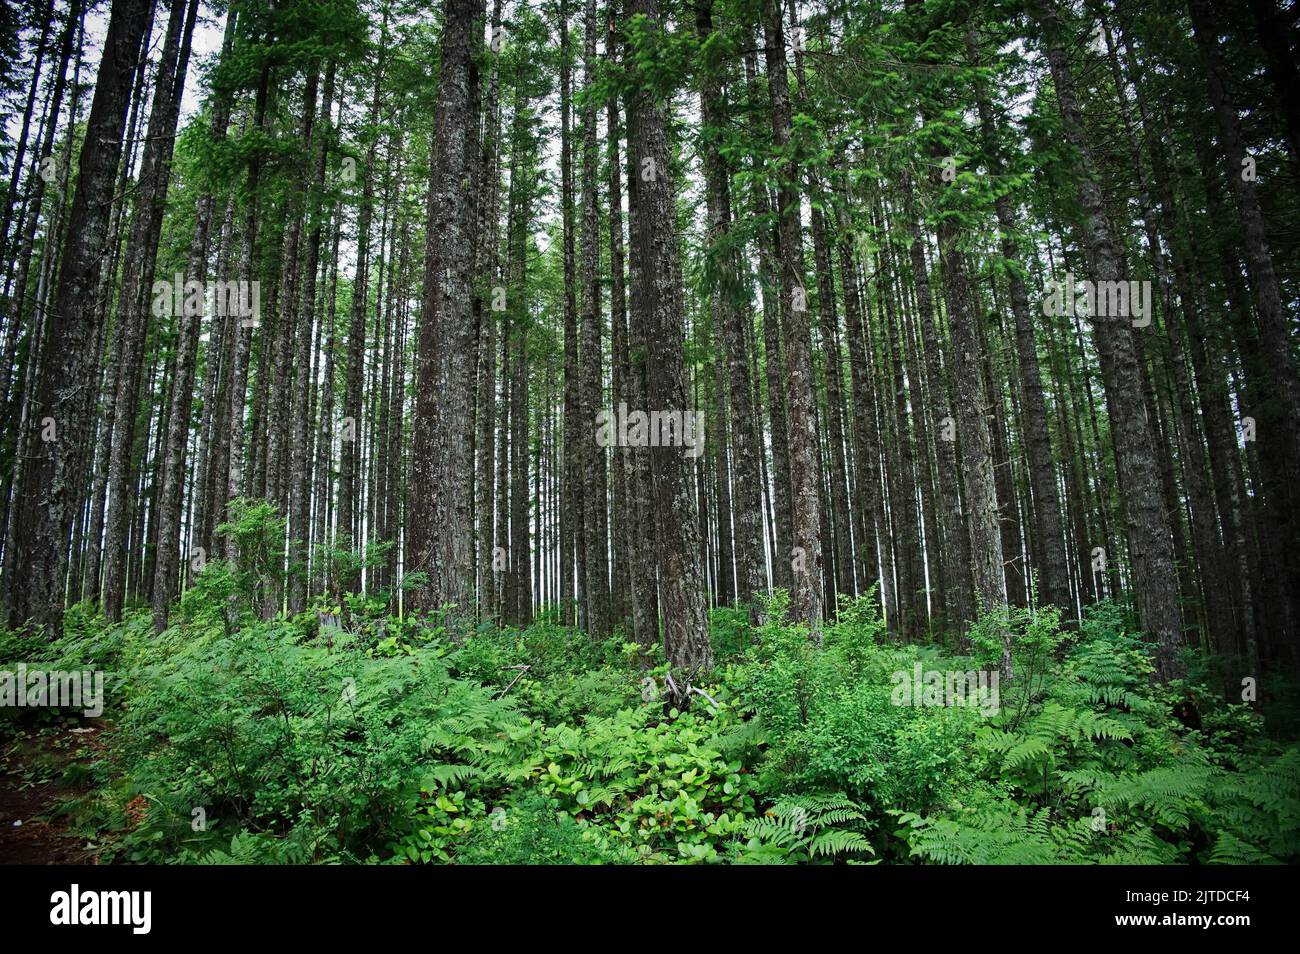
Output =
[
  {"x1": 110, "y1": 619, "x2": 525, "y2": 863},
  {"x1": 893, "y1": 610, "x2": 1300, "y2": 864},
  {"x1": 4, "y1": 573, "x2": 1295, "y2": 866}
]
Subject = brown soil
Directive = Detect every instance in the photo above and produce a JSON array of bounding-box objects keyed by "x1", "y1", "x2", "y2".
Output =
[{"x1": 0, "y1": 725, "x2": 104, "y2": 864}]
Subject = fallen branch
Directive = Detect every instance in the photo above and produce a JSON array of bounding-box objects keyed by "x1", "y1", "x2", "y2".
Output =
[{"x1": 496, "y1": 664, "x2": 531, "y2": 699}]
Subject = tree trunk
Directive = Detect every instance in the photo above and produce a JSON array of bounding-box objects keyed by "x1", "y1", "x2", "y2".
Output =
[
  {"x1": 628, "y1": 0, "x2": 711, "y2": 673},
  {"x1": 762, "y1": 0, "x2": 822, "y2": 631},
  {"x1": 1035, "y1": 0, "x2": 1185, "y2": 680},
  {"x1": 408, "y1": 0, "x2": 481, "y2": 620},
  {"x1": 3, "y1": 0, "x2": 152, "y2": 634},
  {"x1": 579, "y1": 0, "x2": 609, "y2": 637}
]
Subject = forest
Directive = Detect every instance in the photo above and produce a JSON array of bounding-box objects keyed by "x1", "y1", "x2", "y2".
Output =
[{"x1": 0, "y1": 0, "x2": 1297, "y2": 867}]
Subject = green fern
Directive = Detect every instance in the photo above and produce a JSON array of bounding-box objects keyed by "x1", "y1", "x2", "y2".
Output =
[{"x1": 740, "y1": 793, "x2": 875, "y2": 863}]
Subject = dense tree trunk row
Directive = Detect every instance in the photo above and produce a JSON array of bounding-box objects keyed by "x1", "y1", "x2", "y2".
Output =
[{"x1": 0, "y1": 0, "x2": 1296, "y2": 694}]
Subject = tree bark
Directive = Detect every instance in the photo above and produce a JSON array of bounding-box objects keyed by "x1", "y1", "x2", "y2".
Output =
[
  {"x1": 628, "y1": 0, "x2": 711, "y2": 673},
  {"x1": 3, "y1": 0, "x2": 152, "y2": 634},
  {"x1": 408, "y1": 0, "x2": 481, "y2": 619},
  {"x1": 1035, "y1": 0, "x2": 1185, "y2": 680},
  {"x1": 762, "y1": 0, "x2": 822, "y2": 631}
]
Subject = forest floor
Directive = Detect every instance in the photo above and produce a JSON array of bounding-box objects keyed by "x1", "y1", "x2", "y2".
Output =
[
  {"x1": 1, "y1": 603, "x2": 1297, "y2": 864},
  {"x1": 0, "y1": 724, "x2": 105, "y2": 864}
]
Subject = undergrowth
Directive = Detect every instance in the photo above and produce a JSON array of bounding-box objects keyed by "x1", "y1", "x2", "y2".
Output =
[{"x1": 2, "y1": 559, "x2": 1296, "y2": 865}]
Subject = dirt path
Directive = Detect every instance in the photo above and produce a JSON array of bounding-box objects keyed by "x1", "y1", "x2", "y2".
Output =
[{"x1": 0, "y1": 725, "x2": 103, "y2": 864}]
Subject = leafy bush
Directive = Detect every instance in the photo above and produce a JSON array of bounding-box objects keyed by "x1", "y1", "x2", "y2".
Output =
[
  {"x1": 110, "y1": 617, "x2": 525, "y2": 863},
  {"x1": 893, "y1": 607, "x2": 1300, "y2": 864},
  {"x1": 5, "y1": 578, "x2": 1296, "y2": 865}
]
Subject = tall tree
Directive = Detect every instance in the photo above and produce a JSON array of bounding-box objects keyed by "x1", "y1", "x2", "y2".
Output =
[
  {"x1": 408, "y1": 0, "x2": 483, "y2": 618},
  {"x1": 2, "y1": 0, "x2": 152, "y2": 634},
  {"x1": 1034, "y1": 0, "x2": 1185, "y2": 679},
  {"x1": 761, "y1": 0, "x2": 822, "y2": 631},
  {"x1": 579, "y1": 0, "x2": 609, "y2": 636},
  {"x1": 627, "y1": 0, "x2": 711, "y2": 673},
  {"x1": 103, "y1": 0, "x2": 200, "y2": 622},
  {"x1": 696, "y1": 0, "x2": 765, "y2": 611}
]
